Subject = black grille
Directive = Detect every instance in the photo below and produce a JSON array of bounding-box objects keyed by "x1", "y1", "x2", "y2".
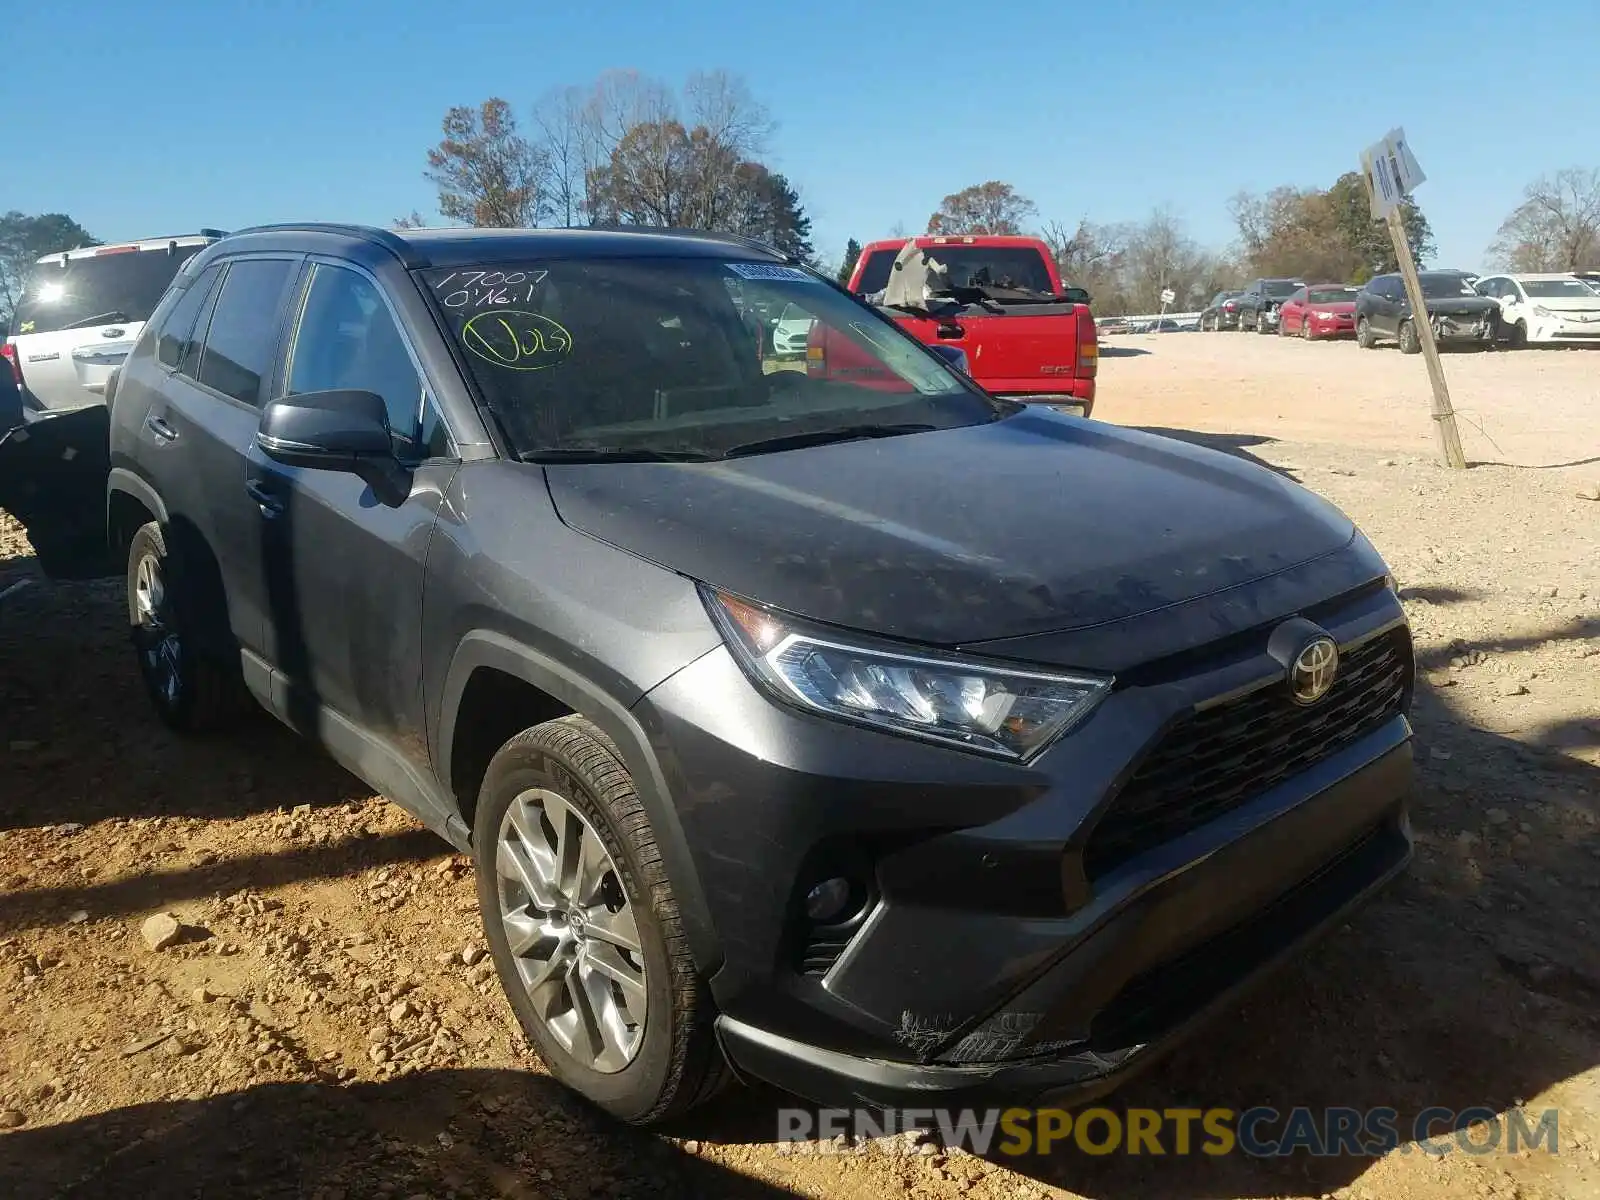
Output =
[{"x1": 1083, "y1": 628, "x2": 1410, "y2": 880}]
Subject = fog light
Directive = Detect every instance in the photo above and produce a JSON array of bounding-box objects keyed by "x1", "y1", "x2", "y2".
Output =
[{"x1": 804, "y1": 877, "x2": 852, "y2": 923}]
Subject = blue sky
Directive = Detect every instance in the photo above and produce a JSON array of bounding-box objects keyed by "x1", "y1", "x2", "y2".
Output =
[{"x1": 8, "y1": 1, "x2": 1588, "y2": 271}]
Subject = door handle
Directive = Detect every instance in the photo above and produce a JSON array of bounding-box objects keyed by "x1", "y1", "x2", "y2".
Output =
[
  {"x1": 144, "y1": 413, "x2": 179, "y2": 442},
  {"x1": 244, "y1": 479, "x2": 285, "y2": 518}
]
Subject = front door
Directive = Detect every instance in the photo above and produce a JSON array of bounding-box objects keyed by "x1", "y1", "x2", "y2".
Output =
[{"x1": 244, "y1": 260, "x2": 455, "y2": 798}]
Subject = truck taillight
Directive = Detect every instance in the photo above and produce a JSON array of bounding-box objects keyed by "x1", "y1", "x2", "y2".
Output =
[{"x1": 1076, "y1": 310, "x2": 1098, "y2": 376}]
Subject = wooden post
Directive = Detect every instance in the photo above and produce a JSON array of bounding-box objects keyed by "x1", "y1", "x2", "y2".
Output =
[{"x1": 1383, "y1": 206, "x2": 1467, "y2": 469}]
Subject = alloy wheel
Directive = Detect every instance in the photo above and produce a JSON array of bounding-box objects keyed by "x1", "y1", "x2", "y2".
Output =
[
  {"x1": 495, "y1": 788, "x2": 647, "y2": 1073},
  {"x1": 132, "y1": 551, "x2": 182, "y2": 709}
]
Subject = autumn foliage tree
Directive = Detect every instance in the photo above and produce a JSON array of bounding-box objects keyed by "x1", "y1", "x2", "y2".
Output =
[
  {"x1": 1229, "y1": 172, "x2": 1434, "y2": 282},
  {"x1": 926, "y1": 182, "x2": 1037, "y2": 236},
  {"x1": 424, "y1": 98, "x2": 548, "y2": 228}
]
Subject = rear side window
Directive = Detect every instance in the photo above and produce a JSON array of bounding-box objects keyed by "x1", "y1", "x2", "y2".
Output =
[
  {"x1": 13, "y1": 245, "x2": 205, "y2": 336},
  {"x1": 197, "y1": 259, "x2": 296, "y2": 405},
  {"x1": 853, "y1": 250, "x2": 899, "y2": 294},
  {"x1": 156, "y1": 266, "x2": 222, "y2": 369}
]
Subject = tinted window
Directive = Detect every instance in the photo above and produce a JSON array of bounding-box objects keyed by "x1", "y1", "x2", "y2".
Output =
[
  {"x1": 14, "y1": 245, "x2": 206, "y2": 335},
  {"x1": 1287, "y1": 288, "x2": 1307, "y2": 304},
  {"x1": 1418, "y1": 273, "x2": 1478, "y2": 299},
  {"x1": 156, "y1": 265, "x2": 222, "y2": 369},
  {"x1": 853, "y1": 250, "x2": 900, "y2": 294},
  {"x1": 1263, "y1": 280, "x2": 1300, "y2": 297},
  {"x1": 197, "y1": 258, "x2": 295, "y2": 405},
  {"x1": 853, "y1": 245, "x2": 1055, "y2": 296},
  {"x1": 1308, "y1": 287, "x2": 1358, "y2": 304},
  {"x1": 287, "y1": 265, "x2": 423, "y2": 441},
  {"x1": 421, "y1": 258, "x2": 994, "y2": 460}
]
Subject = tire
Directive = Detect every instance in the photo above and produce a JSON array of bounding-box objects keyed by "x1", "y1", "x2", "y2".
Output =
[
  {"x1": 1398, "y1": 319, "x2": 1421, "y2": 355},
  {"x1": 1509, "y1": 320, "x2": 1529, "y2": 350},
  {"x1": 473, "y1": 716, "x2": 728, "y2": 1124},
  {"x1": 1257, "y1": 312, "x2": 1272, "y2": 334},
  {"x1": 126, "y1": 521, "x2": 248, "y2": 733},
  {"x1": 1301, "y1": 313, "x2": 1314, "y2": 340},
  {"x1": 1356, "y1": 317, "x2": 1376, "y2": 349},
  {"x1": 1278, "y1": 313, "x2": 1290, "y2": 336}
]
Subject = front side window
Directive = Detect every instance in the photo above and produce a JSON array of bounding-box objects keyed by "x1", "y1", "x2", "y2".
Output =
[
  {"x1": 1263, "y1": 280, "x2": 1300, "y2": 298},
  {"x1": 1286, "y1": 288, "x2": 1307, "y2": 304},
  {"x1": 287, "y1": 265, "x2": 424, "y2": 442},
  {"x1": 156, "y1": 265, "x2": 222, "y2": 370},
  {"x1": 420, "y1": 257, "x2": 1001, "y2": 461},
  {"x1": 197, "y1": 258, "x2": 296, "y2": 405}
]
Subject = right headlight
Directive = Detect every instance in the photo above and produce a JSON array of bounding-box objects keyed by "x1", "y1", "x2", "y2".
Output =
[{"x1": 703, "y1": 587, "x2": 1111, "y2": 761}]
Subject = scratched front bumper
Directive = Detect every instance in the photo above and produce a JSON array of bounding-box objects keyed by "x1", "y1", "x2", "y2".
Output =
[{"x1": 716, "y1": 744, "x2": 1411, "y2": 1108}]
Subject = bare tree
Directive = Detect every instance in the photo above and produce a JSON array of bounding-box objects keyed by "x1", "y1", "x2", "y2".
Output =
[
  {"x1": 391, "y1": 211, "x2": 428, "y2": 230},
  {"x1": 1489, "y1": 167, "x2": 1600, "y2": 272},
  {"x1": 532, "y1": 85, "x2": 598, "y2": 227},
  {"x1": 424, "y1": 99, "x2": 549, "y2": 228},
  {"x1": 926, "y1": 182, "x2": 1037, "y2": 236}
]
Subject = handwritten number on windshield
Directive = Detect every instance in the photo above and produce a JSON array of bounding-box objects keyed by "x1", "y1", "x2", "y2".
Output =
[
  {"x1": 462, "y1": 310, "x2": 574, "y2": 371},
  {"x1": 435, "y1": 270, "x2": 548, "y2": 310}
]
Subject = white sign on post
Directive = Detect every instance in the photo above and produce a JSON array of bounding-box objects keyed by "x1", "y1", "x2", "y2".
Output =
[
  {"x1": 1160, "y1": 288, "x2": 1176, "y2": 305},
  {"x1": 1363, "y1": 127, "x2": 1426, "y2": 218}
]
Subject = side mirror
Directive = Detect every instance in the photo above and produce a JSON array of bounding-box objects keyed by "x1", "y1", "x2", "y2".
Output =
[
  {"x1": 257, "y1": 388, "x2": 394, "y2": 472},
  {"x1": 928, "y1": 343, "x2": 971, "y2": 375}
]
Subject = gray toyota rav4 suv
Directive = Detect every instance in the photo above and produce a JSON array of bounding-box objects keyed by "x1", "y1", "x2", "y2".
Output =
[{"x1": 107, "y1": 223, "x2": 1414, "y2": 1124}]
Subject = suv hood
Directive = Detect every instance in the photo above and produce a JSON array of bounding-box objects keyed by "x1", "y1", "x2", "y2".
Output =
[{"x1": 544, "y1": 412, "x2": 1356, "y2": 646}]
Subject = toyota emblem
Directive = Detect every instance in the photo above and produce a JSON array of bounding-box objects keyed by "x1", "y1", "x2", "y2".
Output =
[{"x1": 1289, "y1": 637, "x2": 1339, "y2": 705}]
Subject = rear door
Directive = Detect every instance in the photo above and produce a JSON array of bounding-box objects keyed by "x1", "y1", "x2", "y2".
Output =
[
  {"x1": 143, "y1": 254, "x2": 302, "y2": 662},
  {"x1": 8, "y1": 243, "x2": 208, "y2": 413}
]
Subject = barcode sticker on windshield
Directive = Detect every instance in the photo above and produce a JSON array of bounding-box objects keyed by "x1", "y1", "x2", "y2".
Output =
[{"x1": 725, "y1": 263, "x2": 816, "y2": 283}]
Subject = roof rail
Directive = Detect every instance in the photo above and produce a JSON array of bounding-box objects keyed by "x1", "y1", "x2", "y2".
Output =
[
  {"x1": 224, "y1": 222, "x2": 426, "y2": 268},
  {"x1": 578, "y1": 224, "x2": 789, "y2": 262}
]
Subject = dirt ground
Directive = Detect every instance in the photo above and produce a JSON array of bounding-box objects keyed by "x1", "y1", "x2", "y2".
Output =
[{"x1": 3, "y1": 334, "x2": 1599, "y2": 1199}]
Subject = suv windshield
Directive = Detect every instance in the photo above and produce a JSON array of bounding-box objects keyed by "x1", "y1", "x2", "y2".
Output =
[
  {"x1": 422, "y1": 258, "x2": 1005, "y2": 460},
  {"x1": 1308, "y1": 287, "x2": 1358, "y2": 304},
  {"x1": 1419, "y1": 274, "x2": 1479, "y2": 299},
  {"x1": 1520, "y1": 278, "x2": 1597, "y2": 299},
  {"x1": 13, "y1": 245, "x2": 204, "y2": 335},
  {"x1": 854, "y1": 246, "x2": 1054, "y2": 296},
  {"x1": 1263, "y1": 280, "x2": 1300, "y2": 298}
]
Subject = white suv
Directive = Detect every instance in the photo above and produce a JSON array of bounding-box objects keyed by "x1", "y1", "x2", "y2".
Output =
[
  {"x1": 1474, "y1": 272, "x2": 1600, "y2": 347},
  {"x1": 3, "y1": 231, "x2": 224, "y2": 415}
]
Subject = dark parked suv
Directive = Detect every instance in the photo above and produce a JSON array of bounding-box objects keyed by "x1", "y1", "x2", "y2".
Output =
[
  {"x1": 1235, "y1": 278, "x2": 1304, "y2": 333},
  {"x1": 107, "y1": 223, "x2": 1415, "y2": 1124}
]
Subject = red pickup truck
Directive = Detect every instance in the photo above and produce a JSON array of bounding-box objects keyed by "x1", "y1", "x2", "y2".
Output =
[{"x1": 812, "y1": 234, "x2": 1098, "y2": 416}]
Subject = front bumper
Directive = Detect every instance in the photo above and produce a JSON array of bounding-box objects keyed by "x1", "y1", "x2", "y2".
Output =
[
  {"x1": 1308, "y1": 315, "x2": 1355, "y2": 336},
  {"x1": 1529, "y1": 315, "x2": 1600, "y2": 343},
  {"x1": 718, "y1": 767, "x2": 1410, "y2": 1108},
  {"x1": 639, "y1": 570, "x2": 1412, "y2": 1109}
]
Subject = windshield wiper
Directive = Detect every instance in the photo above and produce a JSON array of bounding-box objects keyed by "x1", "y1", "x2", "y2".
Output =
[
  {"x1": 523, "y1": 447, "x2": 720, "y2": 463},
  {"x1": 58, "y1": 311, "x2": 132, "y2": 331},
  {"x1": 722, "y1": 423, "x2": 937, "y2": 458}
]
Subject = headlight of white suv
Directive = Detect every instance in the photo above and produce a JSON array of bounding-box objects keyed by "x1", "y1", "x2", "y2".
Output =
[{"x1": 704, "y1": 588, "x2": 1111, "y2": 761}]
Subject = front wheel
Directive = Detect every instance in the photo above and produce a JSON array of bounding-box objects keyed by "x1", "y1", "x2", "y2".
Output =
[
  {"x1": 1398, "y1": 319, "x2": 1421, "y2": 355},
  {"x1": 1356, "y1": 317, "x2": 1376, "y2": 349},
  {"x1": 473, "y1": 716, "x2": 728, "y2": 1124},
  {"x1": 1301, "y1": 315, "x2": 1314, "y2": 340},
  {"x1": 1508, "y1": 319, "x2": 1529, "y2": 350}
]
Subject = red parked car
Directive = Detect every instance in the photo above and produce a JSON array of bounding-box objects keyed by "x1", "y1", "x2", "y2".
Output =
[{"x1": 1278, "y1": 285, "x2": 1361, "y2": 340}]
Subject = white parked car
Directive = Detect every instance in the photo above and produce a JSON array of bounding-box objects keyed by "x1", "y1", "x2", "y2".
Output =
[
  {"x1": 2, "y1": 231, "x2": 223, "y2": 415},
  {"x1": 1474, "y1": 273, "x2": 1600, "y2": 347},
  {"x1": 770, "y1": 302, "x2": 815, "y2": 356}
]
